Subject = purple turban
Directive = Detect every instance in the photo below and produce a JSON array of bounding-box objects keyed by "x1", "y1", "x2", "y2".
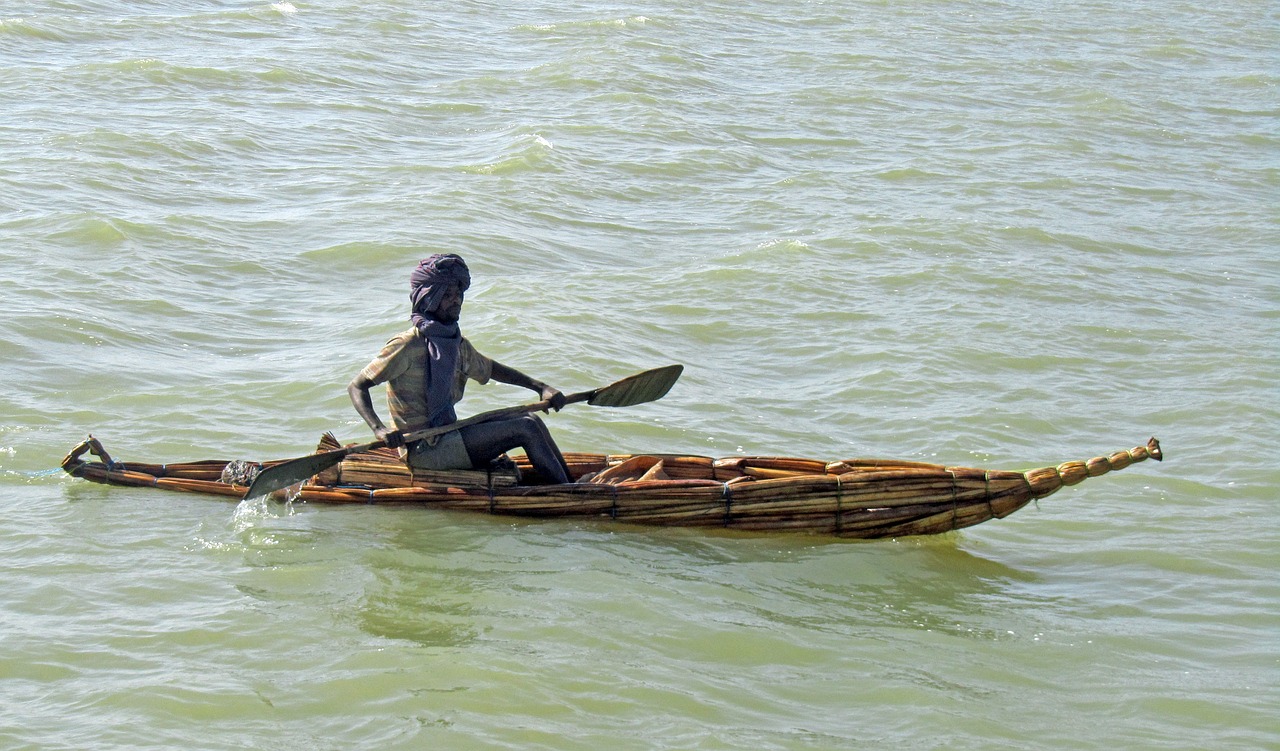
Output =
[{"x1": 409, "y1": 254, "x2": 471, "y2": 316}]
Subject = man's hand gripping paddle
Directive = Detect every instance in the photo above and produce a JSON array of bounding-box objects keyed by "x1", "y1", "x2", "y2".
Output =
[{"x1": 244, "y1": 365, "x2": 683, "y2": 499}]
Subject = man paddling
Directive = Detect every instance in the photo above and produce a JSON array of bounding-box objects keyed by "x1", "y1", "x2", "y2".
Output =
[{"x1": 348, "y1": 254, "x2": 572, "y2": 484}]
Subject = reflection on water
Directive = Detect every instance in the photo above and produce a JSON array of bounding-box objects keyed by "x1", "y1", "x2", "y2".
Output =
[
  {"x1": 355, "y1": 571, "x2": 483, "y2": 648},
  {"x1": 277, "y1": 505, "x2": 1055, "y2": 653}
]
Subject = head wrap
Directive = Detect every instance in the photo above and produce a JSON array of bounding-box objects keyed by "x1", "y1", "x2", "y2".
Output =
[
  {"x1": 408, "y1": 254, "x2": 471, "y2": 429},
  {"x1": 409, "y1": 254, "x2": 470, "y2": 318}
]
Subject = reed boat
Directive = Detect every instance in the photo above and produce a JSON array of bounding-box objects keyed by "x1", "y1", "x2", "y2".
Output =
[{"x1": 61, "y1": 434, "x2": 1162, "y2": 539}]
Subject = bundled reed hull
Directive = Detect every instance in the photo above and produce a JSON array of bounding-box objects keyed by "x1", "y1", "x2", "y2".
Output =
[{"x1": 61, "y1": 435, "x2": 1162, "y2": 539}]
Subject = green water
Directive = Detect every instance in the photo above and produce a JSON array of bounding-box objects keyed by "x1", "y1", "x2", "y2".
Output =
[{"x1": 1, "y1": 1, "x2": 1277, "y2": 748}]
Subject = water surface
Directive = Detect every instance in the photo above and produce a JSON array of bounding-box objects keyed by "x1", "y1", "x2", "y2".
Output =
[{"x1": 1, "y1": 1, "x2": 1277, "y2": 749}]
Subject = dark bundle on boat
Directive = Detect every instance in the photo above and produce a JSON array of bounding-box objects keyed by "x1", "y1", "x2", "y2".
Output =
[{"x1": 61, "y1": 435, "x2": 1162, "y2": 540}]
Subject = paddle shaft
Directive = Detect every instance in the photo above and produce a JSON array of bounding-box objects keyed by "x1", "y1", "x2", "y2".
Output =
[
  {"x1": 243, "y1": 364, "x2": 681, "y2": 499},
  {"x1": 244, "y1": 397, "x2": 577, "y2": 499},
  {"x1": 344, "y1": 387, "x2": 595, "y2": 457}
]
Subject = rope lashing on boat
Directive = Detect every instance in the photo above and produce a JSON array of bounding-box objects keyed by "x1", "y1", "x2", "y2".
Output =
[
  {"x1": 721, "y1": 481, "x2": 734, "y2": 527},
  {"x1": 984, "y1": 471, "x2": 995, "y2": 521},
  {"x1": 947, "y1": 468, "x2": 959, "y2": 530},
  {"x1": 834, "y1": 473, "x2": 844, "y2": 535}
]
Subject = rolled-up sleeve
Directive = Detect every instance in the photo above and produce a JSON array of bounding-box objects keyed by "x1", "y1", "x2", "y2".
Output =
[
  {"x1": 361, "y1": 333, "x2": 413, "y2": 386},
  {"x1": 458, "y1": 338, "x2": 493, "y2": 385}
]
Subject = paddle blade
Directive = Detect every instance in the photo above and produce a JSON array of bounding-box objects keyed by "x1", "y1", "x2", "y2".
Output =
[
  {"x1": 243, "y1": 448, "x2": 349, "y2": 499},
  {"x1": 587, "y1": 364, "x2": 683, "y2": 407}
]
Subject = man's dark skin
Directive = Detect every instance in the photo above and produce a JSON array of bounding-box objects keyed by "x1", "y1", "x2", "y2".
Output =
[{"x1": 347, "y1": 281, "x2": 572, "y2": 483}]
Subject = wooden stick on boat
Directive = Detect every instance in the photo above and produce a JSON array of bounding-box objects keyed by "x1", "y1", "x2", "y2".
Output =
[{"x1": 243, "y1": 364, "x2": 683, "y2": 500}]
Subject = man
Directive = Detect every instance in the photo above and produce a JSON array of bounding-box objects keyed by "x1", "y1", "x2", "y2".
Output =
[{"x1": 348, "y1": 254, "x2": 572, "y2": 484}]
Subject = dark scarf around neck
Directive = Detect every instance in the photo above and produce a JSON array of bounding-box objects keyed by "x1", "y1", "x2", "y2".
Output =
[{"x1": 411, "y1": 312, "x2": 461, "y2": 428}]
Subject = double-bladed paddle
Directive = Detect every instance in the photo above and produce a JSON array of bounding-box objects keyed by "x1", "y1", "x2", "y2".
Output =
[{"x1": 244, "y1": 364, "x2": 683, "y2": 499}]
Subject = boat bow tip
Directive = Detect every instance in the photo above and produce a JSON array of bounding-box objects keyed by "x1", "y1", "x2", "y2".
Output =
[{"x1": 1024, "y1": 437, "x2": 1165, "y2": 500}]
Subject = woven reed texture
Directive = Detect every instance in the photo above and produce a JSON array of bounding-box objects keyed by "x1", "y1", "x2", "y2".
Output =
[{"x1": 60, "y1": 436, "x2": 1161, "y2": 539}]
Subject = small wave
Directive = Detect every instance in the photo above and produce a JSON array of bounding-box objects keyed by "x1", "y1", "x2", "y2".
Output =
[
  {"x1": 300, "y1": 242, "x2": 419, "y2": 265},
  {"x1": 271, "y1": 2, "x2": 299, "y2": 15},
  {"x1": 48, "y1": 214, "x2": 130, "y2": 246},
  {"x1": 1141, "y1": 41, "x2": 1207, "y2": 62},
  {"x1": 0, "y1": 17, "x2": 67, "y2": 42},
  {"x1": 517, "y1": 16, "x2": 649, "y2": 33},
  {"x1": 460, "y1": 134, "x2": 555, "y2": 176},
  {"x1": 79, "y1": 58, "x2": 270, "y2": 92},
  {"x1": 873, "y1": 167, "x2": 944, "y2": 182},
  {"x1": 1220, "y1": 72, "x2": 1278, "y2": 90},
  {"x1": 755, "y1": 238, "x2": 811, "y2": 253}
]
